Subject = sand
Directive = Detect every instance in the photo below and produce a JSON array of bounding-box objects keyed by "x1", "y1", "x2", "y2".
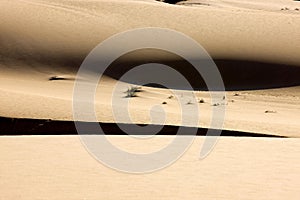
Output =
[
  {"x1": 0, "y1": 0, "x2": 300, "y2": 199},
  {"x1": 1, "y1": 0, "x2": 300, "y2": 136},
  {"x1": 1, "y1": 136, "x2": 300, "y2": 199}
]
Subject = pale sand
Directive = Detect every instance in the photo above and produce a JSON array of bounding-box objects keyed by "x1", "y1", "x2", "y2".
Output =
[
  {"x1": 0, "y1": 136, "x2": 300, "y2": 199},
  {"x1": 0, "y1": 0, "x2": 300, "y2": 198}
]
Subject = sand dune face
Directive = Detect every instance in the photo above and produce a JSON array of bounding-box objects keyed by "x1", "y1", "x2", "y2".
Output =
[
  {"x1": 1, "y1": 0, "x2": 300, "y2": 65},
  {"x1": 1, "y1": 136, "x2": 300, "y2": 199},
  {"x1": 178, "y1": 0, "x2": 300, "y2": 12},
  {"x1": 1, "y1": 0, "x2": 300, "y2": 137},
  {"x1": 1, "y1": 0, "x2": 300, "y2": 199}
]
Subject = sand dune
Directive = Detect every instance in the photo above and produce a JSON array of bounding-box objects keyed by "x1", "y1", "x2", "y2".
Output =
[
  {"x1": 1, "y1": 0, "x2": 300, "y2": 136},
  {"x1": 0, "y1": 128, "x2": 299, "y2": 199},
  {"x1": 1, "y1": 0, "x2": 300, "y2": 199},
  {"x1": 1, "y1": 0, "x2": 300, "y2": 65},
  {"x1": 178, "y1": 0, "x2": 300, "y2": 12},
  {"x1": 1, "y1": 136, "x2": 300, "y2": 199}
]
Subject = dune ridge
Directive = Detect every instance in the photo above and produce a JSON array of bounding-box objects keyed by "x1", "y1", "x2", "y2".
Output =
[{"x1": 1, "y1": 0, "x2": 300, "y2": 65}]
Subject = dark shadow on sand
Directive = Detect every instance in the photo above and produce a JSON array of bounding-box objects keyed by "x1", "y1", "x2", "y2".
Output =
[
  {"x1": 0, "y1": 117, "x2": 285, "y2": 137},
  {"x1": 102, "y1": 49, "x2": 300, "y2": 91}
]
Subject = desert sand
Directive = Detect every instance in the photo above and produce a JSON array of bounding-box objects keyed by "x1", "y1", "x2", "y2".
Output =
[
  {"x1": 0, "y1": 0, "x2": 300, "y2": 199},
  {"x1": 1, "y1": 136, "x2": 300, "y2": 199}
]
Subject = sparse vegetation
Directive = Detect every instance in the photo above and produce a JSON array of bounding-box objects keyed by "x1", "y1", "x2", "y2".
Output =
[
  {"x1": 186, "y1": 100, "x2": 193, "y2": 105},
  {"x1": 124, "y1": 86, "x2": 142, "y2": 98},
  {"x1": 156, "y1": 0, "x2": 186, "y2": 4},
  {"x1": 199, "y1": 98, "x2": 205, "y2": 103},
  {"x1": 212, "y1": 103, "x2": 220, "y2": 106},
  {"x1": 162, "y1": 101, "x2": 167, "y2": 105},
  {"x1": 49, "y1": 76, "x2": 65, "y2": 81},
  {"x1": 265, "y1": 110, "x2": 277, "y2": 113},
  {"x1": 234, "y1": 93, "x2": 240, "y2": 96},
  {"x1": 167, "y1": 95, "x2": 174, "y2": 99}
]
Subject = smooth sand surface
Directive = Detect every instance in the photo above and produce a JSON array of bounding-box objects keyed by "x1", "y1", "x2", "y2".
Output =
[
  {"x1": 0, "y1": 0, "x2": 300, "y2": 199},
  {"x1": 0, "y1": 136, "x2": 300, "y2": 199}
]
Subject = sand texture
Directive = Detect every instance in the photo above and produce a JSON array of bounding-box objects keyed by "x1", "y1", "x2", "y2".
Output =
[{"x1": 0, "y1": 0, "x2": 300, "y2": 199}]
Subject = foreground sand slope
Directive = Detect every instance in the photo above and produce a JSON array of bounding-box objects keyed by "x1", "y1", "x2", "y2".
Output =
[{"x1": 0, "y1": 136, "x2": 300, "y2": 199}]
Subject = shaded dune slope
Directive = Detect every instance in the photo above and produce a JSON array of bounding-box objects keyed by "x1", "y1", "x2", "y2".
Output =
[
  {"x1": 1, "y1": 0, "x2": 300, "y2": 90},
  {"x1": 104, "y1": 49, "x2": 300, "y2": 90},
  {"x1": 0, "y1": 117, "x2": 285, "y2": 137}
]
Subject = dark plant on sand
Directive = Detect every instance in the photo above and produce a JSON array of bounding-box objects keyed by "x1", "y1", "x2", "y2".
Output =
[{"x1": 124, "y1": 86, "x2": 142, "y2": 98}]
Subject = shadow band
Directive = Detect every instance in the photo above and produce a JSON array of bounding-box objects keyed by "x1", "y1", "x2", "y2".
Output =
[
  {"x1": 103, "y1": 49, "x2": 300, "y2": 91},
  {"x1": 0, "y1": 117, "x2": 285, "y2": 138}
]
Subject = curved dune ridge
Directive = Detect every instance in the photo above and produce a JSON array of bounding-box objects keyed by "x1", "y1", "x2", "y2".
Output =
[{"x1": 0, "y1": 0, "x2": 300, "y2": 137}]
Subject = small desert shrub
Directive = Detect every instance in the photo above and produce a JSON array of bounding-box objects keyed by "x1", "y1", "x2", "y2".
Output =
[
  {"x1": 162, "y1": 101, "x2": 167, "y2": 105},
  {"x1": 199, "y1": 99, "x2": 205, "y2": 103},
  {"x1": 212, "y1": 103, "x2": 220, "y2": 106},
  {"x1": 234, "y1": 93, "x2": 240, "y2": 96},
  {"x1": 167, "y1": 95, "x2": 174, "y2": 99},
  {"x1": 265, "y1": 110, "x2": 277, "y2": 113},
  {"x1": 49, "y1": 76, "x2": 65, "y2": 81},
  {"x1": 157, "y1": 0, "x2": 186, "y2": 4},
  {"x1": 186, "y1": 100, "x2": 193, "y2": 105},
  {"x1": 124, "y1": 86, "x2": 142, "y2": 98}
]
